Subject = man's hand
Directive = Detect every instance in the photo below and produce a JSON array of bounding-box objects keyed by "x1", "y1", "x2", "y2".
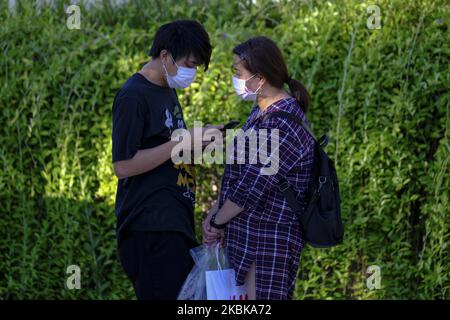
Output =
[{"x1": 188, "y1": 124, "x2": 224, "y2": 148}]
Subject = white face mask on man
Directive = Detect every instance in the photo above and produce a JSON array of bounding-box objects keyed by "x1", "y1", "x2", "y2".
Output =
[
  {"x1": 163, "y1": 54, "x2": 197, "y2": 88},
  {"x1": 232, "y1": 73, "x2": 262, "y2": 101}
]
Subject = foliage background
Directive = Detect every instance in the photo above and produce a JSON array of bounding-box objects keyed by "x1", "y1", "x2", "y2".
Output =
[{"x1": 0, "y1": 0, "x2": 448, "y2": 299}]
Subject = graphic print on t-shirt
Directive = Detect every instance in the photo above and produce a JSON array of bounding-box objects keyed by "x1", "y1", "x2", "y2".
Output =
[
  {"x1": 164, "y1": 108, "x2": 174, "y2": 132},
  {"x1": 173, "y1": 104, "x2": 185, "y2": 129},
  {"x1": 176, "y1": 163, "x2": 196, "y2": 206},
  {"x1": 165, "y1": 104, "x2": 195, "y2": 206}
]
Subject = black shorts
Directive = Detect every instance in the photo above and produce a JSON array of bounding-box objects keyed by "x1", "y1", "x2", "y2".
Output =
[{"x1": 118, "y1": 230, "x2": 197, "y2": 300}]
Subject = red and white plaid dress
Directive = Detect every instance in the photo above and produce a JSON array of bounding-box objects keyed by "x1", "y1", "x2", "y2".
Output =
[{"x1": 219, "y1": 97, "x2": 315, "y2": 300}]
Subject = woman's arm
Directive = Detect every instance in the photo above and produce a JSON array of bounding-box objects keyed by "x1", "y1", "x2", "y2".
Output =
[
  {"x1": 212, "y1": 199, "x2": 244, "y2": 225},
  {"x1": 206, "y1": 199, "x2": 243, "y2": 245}
]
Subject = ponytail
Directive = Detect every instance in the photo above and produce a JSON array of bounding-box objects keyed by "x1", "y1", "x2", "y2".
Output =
[{"x1": 287, "y1": 77, "x2": 310, "y2": 113}]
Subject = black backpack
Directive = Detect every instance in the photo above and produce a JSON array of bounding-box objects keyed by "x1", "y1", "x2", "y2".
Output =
[{"x1": 263, "y1": 111, "x2": 344, "y2": 248}]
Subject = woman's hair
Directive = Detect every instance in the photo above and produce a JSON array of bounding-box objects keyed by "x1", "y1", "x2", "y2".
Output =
[{"x1": 233, "y1": 36, "x2": 310, "y2": 113}]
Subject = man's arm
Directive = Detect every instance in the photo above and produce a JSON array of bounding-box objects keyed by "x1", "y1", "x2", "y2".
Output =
[
  {"x1": 113, "y1": 140, "x2": 177, "y2": 179},
  {"x1": 114, "y1": 124, "x2": 225, "y2": 179}
]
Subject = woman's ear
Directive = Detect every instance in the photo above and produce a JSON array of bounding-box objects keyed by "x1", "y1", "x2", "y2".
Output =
[{"x1": 257, "y1": 74, "x2": 267, "y2": 88}]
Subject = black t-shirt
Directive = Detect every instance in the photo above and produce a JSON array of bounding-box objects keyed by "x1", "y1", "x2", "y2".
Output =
[{"x1": 112, "y1": 73, "x2": 197, "y2": 245}]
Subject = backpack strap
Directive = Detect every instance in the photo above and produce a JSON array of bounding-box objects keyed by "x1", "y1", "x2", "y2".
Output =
[
  {"x1": 262, "y1": 110, "x2": 317, "y2": 142},
  {"x1": 261, "y1": 110, "x2": 319, "y2": 217},
  {"x1": 277, "y1": 179, "x2": 304, "y2": 216},
  {"x1": 263, "y1": 110, "x2": 329, "y2": 148}
]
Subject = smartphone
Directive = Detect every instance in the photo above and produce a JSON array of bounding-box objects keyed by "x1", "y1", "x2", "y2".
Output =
[{"x1": 221, "y1": 120, "x2": 240, "y2": 131}]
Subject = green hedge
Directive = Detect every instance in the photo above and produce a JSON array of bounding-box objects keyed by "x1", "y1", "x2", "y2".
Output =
[{"x1": 0, "y1": 0, "x2": 448, "y2": 299}]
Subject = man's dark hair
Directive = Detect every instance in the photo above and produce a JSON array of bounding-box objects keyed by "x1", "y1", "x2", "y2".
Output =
[{"x1": 149, "y1": 20, "x2": 212, "y2": 70}]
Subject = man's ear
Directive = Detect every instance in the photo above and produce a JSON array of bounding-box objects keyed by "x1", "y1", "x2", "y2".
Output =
[{"x1": 160, "y1": 49, "x2": 169, "y2": 65}]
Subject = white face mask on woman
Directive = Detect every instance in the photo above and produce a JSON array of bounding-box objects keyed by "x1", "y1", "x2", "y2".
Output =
[
  {"x1": 232, "y1": 74, "x2": 262, "y2": 101},
  {"x1": 163, "y1": 55, "x2": 197, "y2": 88}
]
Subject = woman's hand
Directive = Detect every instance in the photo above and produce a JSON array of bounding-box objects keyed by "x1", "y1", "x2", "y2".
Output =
[
  {"x1": 202, "y1": 204, "x2": 221, "y2": 245},
  {"x1": 209, "y1": 226, "x2": 225, "y2": 246}
]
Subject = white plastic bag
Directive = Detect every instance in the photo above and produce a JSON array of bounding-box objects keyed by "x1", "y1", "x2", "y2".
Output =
[
  {"x1": 176, "y1": 245, "x2": 209, "y2": 300},
  {"x1": 177, "y1": 243, "x2": 247, "y2": 300}
]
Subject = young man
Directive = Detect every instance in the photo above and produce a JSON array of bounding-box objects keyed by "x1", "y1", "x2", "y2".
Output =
[{"x1": 112, "y1": 20, "x2": 217, "y2": 300}]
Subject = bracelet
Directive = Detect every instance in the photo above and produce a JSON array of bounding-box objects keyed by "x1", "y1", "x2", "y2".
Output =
[{"x1": 209, "y1": 214, "x2": 227, "y2": 229}]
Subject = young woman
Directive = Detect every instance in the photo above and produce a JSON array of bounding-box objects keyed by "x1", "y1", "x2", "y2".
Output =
[{"x1": 203, "y1": 36, "x2": 315, "y2": 300}]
